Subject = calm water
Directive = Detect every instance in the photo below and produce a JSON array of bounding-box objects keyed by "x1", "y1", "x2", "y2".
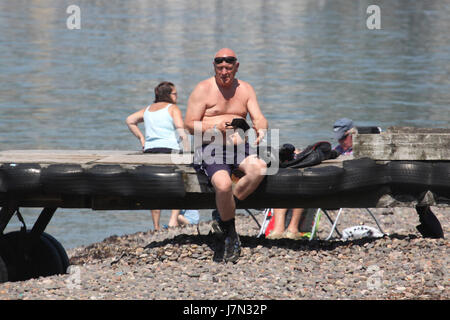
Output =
[{"x1": 1, "y1": 0, "x2": 449, "y2": 249}]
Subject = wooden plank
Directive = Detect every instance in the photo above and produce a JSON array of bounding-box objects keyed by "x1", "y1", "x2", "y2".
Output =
[
  {"x1": 0, "y1": 154, "x2": 105, "y2": 164},
  {"x1": 0, "y1": 150, "x2": 131, "y2": 164},
  {"x1": 386, "y1": 126, "x2": 450, "y2": 134},
  {"x1": 0, "y1": 149, "x2": 352, "y2": 166},
  {"x1": 353, "y1": 132, "x2": 450, "y2": 160},
  {"x1": 97, "y1": 153, "x2": 194, "y2": 165}
]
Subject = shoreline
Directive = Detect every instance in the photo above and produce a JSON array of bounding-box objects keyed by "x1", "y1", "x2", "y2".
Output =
[{"x1": 1, "y1": 207, "x2": 448, "y2": 300}]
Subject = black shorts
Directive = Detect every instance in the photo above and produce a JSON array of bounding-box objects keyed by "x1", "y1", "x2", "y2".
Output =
[
  {"x1": 193, "y1": 142, "x2": 256, "y2": 180},
  {"x1": 143, "y1": 148, "x2": 181, "y2": 154}
]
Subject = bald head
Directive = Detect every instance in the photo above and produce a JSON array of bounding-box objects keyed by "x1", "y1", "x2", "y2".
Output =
[
  {"x1": 214, "y1": 48, "x2": 237, "y2": 59},
  {"x1": 213, "y1": 48, "x2": 239, "y2": 87}
]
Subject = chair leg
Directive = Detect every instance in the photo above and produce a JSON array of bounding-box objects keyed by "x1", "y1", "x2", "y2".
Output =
[
  {"x1": 257, "y1": 208, "x2": 271, "y2": 238},
  {"x1": 245, "y1": 209, "x2": 261, "y2": 230},
  {"x1": 309, "y1": 208, "x2": 322, "y2": 241},
  {"x1": 365, "y1": 208, "x2": 386, "y2": 235},
  {"x1": 323, "y1": 208, "x2": 343, "y2": 240}
]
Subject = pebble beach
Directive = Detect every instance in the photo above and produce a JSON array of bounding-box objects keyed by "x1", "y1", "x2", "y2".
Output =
[{"x1": 0, "y1": 207, "x2": 448, "y2": 301}]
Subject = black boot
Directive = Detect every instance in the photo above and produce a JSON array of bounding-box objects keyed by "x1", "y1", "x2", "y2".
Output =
[
  {"x1": 211, "y1": 209, "x2": 224, "y2": 236},
  {"x1": 218, "y1": 218, "x2": 241, "y2": 263}
]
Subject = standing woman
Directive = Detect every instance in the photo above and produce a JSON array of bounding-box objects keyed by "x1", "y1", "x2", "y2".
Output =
[{"x1": 126, "y1": 81, "x2": 188, "y2": 231}]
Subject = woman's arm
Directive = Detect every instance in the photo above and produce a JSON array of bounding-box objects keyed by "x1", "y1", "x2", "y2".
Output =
[
  {"x1": 125, "y1": 108, "x2": 146, "y2": 148},
  {"x1": 170, "y1": 105, "x2": 190, "y2": 152}
]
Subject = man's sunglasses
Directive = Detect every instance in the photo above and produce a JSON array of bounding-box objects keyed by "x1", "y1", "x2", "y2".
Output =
[{"x1": 214, "y1": 56, "x2": 237, "y2": 64}]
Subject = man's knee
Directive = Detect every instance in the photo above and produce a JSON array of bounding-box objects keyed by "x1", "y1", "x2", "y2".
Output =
[
  {"x1": 211, "y1": 172, "x2": 233, "y2": 193},
  {"x1": 245, "y1": 157, "x2": 267, "y2": 177}
]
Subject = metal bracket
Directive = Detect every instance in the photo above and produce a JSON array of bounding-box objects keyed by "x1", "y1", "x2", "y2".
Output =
[
  {"x1": 30, "y1": 207, "x2": 57, "y2": 239},
  {"x1": 0, "y1": 198, "x2": 19, "y2": 235}
]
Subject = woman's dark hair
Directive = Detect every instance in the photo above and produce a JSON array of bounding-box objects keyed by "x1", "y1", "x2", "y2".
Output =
[{"x1": 154, "y1": 81, "x2": 175, "y2": 103}]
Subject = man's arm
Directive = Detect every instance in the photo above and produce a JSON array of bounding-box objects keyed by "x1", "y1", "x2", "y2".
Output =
[
  {"x1": 184, "y1": 82, "x2": 208, "y2": 135},
  {"x1": 246, "y1": 83, "x2": 268, "y2": 144}
]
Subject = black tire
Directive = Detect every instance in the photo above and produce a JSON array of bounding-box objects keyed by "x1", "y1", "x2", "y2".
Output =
[
  {"x1": 128, "y1": 165, "x2": 186, "y2": 197},
  {"x1": 388, "y1": 161, "x2": 433, "y2": 194},
  {"x1": 264, "y1": 166, "x2": 343, "y2": 197},
  {"x1": 431, "y1": 162, "x2": 450, "y2": 198},
  {"x1": 41, "y1": 232, "x2": 70, "y2": 273},
  {"x1": 0, "y1": 255, "x2": 7, "y2": 283},
  {"x1": 87, "y1": 165, "x2": 133, "y2": 196},
  {"x1": 340, "y1": 158, "x2": 387, "y2": 192},
  {"x1": 1, "y1": 163, "x2": 42, "y2": 193},
  {"x1": 41, "y1": 164, "x2": 91, "y2": 195},
  {"x1": 0, "y1": 231, "x2": 64, "y2": 282},
  {"x1": 298, "y1": 166, "x2": 344, "y2": 196}
]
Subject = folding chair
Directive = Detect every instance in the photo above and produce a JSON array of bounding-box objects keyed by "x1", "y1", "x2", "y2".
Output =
[
  {"x1": 255, "y1": 208, "x2": 320, "y2": 240},
  {"x1": 255, "y1": 207, "x2": 386, "y2": 240},
  {"x1": 318, "y1": 208, "x2": 386, "y2": 240},
  {"x1": 256, "y1": 208, "x2": 273, "y2": 238}
]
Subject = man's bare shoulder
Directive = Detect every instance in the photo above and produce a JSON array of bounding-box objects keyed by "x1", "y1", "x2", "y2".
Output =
[
  {"x1": 237, "y1": 79, "x2": 255, "y2": 91},
  {"x1": 193, "y1": 77, "x2": 215, "y2": 93}
]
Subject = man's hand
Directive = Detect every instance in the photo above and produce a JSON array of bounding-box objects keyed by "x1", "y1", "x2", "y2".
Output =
[
  {"x1": 254, "y1": 128, "x2": 266, "y2": 145},
  {"x1": 346, "y1": 127, "x2": 358, "y2": 136}
]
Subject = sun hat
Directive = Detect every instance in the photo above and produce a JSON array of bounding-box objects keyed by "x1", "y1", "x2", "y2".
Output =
[{"x1": 333, "y1": 118, "x2": 354, "y2": 140}]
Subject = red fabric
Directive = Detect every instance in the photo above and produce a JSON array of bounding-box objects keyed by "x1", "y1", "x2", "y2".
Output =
[{"x1": 265, "y1": 209, "x2": 275, "y2": 237}]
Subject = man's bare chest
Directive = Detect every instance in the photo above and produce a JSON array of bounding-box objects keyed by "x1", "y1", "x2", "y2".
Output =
[{"x1": 205, "y1": 92, "x2": 248, "y2": 117}]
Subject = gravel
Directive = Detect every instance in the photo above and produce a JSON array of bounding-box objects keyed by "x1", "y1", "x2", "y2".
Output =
[{"x1": 0, "y1": 207, "x2": 448, "y2": 300}]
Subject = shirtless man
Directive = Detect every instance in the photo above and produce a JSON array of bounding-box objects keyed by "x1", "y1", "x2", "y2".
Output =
[{"x1": 185, "y1": 48, "x2": 268, "y2": 262}]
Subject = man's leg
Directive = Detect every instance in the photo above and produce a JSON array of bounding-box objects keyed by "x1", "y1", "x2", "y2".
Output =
[
  {"x1": 210, "y1": 170, "x2": 236, "y2": 222},
  {"x1": 210, "y1": 170, "x2": 241, "y2": 263},
  {"x1": 234, "y1": 154, "x2": 267, "y2": 200}
]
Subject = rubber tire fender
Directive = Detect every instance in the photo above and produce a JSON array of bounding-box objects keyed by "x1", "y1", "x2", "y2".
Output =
[
  {"x1": 86, "y1": 165, "x2": 134, "y2": 196},
  {"x1": 339, "y1": 158, "x2": 387, "y2": 192},
  {"x1": 127, "y1": 165, "x2": 186, "y2": 197},
  {"x1": 387, "y1": 161, "x2": 433, "y2": 194},
  {"x1": 264, "y1": 166, "x2": 343, "y2": 197},
  {"x1": 41, "y1": 164, "x2": 91, "y2": 195},
  {"x1": 430, "y1": 162, "x2": 450, "y2": 198},
  {"x1": 298, "y1": 165, "x2": 344, "y2": 196},
  {"x1": 1, "y1": 163, "x2": 42, "y2": 193}
]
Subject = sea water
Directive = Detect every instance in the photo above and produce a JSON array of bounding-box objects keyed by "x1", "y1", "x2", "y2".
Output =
[{"x1": 1, "y1": 0, "x2": 449, "y2": 249}]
